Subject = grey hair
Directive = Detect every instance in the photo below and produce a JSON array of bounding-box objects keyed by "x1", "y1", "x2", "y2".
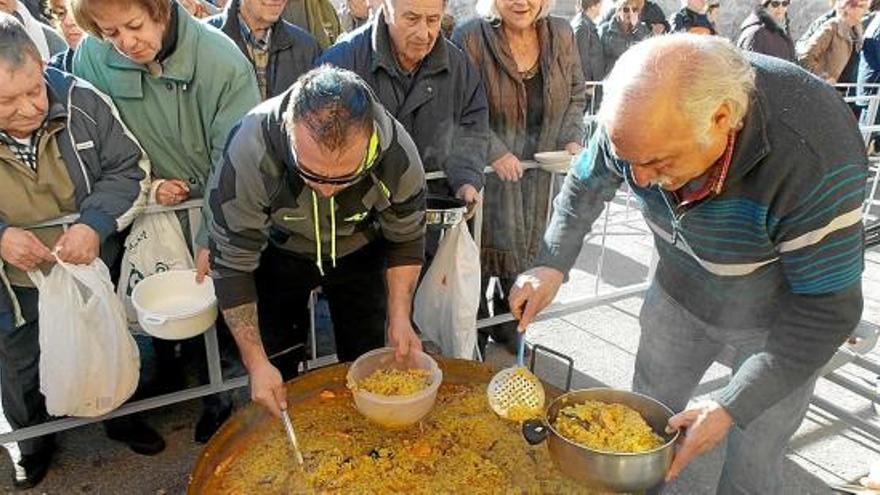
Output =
[
  {"x1": 475, "y1": 0, "x2": 555, "y2": 22},
  {"x1": 598, "y1": 34, "x2": 756, "y2": 145},
  {"x1": 0, "y1": 12, "x2": 41, "y2": 70}
]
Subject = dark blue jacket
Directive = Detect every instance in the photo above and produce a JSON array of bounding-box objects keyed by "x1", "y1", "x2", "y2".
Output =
[
  {"x1": 207, "y1": 0, "x2": 321, "y2": 99},
  {"x1": 319, "y1": 11, "x2": 488, "y2": 195},
  {"x1": 538, "y1": 53, "x2": 866, "y2": 427},
  {"x1": 0, "y1": 69, "x2": 150, "y2": 330},
  {"x1": 858, "y1": 13, "x2": 880, "y2": 99}
]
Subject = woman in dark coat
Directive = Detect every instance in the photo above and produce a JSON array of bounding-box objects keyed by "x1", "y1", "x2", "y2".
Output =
[
  {"x1": 453, "y1": 0, "x2": 586, "y2": 349},
  {"x1": 737, "y1": 0, "x2": 796, "y2": 62}
]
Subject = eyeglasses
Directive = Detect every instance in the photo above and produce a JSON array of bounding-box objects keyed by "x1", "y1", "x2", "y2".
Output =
[
  {"x1": 768, "y1": 0, "x2": 790, "y2": 7},
  {"x1": 620, "y1": 6, "x2": 642, "y2": 14},
  {"x1": 49, "y1": 7, "x2": 67, "y2": 22},
  {"x1": 290, "y1": 130, "x2": 379, "y2": 186}
]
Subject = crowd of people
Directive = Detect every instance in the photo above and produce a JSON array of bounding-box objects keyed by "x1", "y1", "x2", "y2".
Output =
[{"x1": 0, "y1": 0, "x2": 872, "y2": 492}]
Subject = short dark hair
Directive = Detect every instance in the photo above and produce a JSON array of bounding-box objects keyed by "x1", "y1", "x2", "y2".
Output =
[
  {"x1": 579, "y1": 0, "x2": 601, "y2": 11},
  {"x1": 0, "y1": 13, "x2": 42, "y2": 70},
  {"x1": 286, "y1": 66, "x2": 373, "y2": 151}
]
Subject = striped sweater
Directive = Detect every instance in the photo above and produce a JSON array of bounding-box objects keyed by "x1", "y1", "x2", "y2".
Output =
[{"x1": 537, "y1": 53, "x2": 867, "y2": 426}]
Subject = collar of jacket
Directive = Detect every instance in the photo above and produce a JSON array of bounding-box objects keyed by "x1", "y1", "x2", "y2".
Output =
[
  {"x1": 571, "y1": 12, "x2": 596, "y2": 31},
  {"x1": 370, "y1": 10, "x2": 449, "y2": 78},
  {"x1": 831, "y1": 17, "x2": 864, "y2": 45},
  {"x1": 747, "y1": 8, "x2": 790, "y2": 39},
  {"x1": 220, "y1": 0, "x2": 297, "y2": 54},
  {"x1": 725, "y1": 89, "x2": 771, "y2": 186},
  {"x1": 102, "y1": 2, "x2": 196, "y2": 83},
  {"x1": 479, "y1": 17, "x2": 554, "y2": 83}
]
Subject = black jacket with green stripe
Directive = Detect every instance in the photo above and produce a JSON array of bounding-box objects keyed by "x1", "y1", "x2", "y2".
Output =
[{"x1": 206, "y1": 87, "x2": 426, "y2": 310}]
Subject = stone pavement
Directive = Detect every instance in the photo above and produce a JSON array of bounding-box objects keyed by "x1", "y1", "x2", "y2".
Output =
[{"x1": 0, "y1": 192, "x2": 878, "y2": 494}]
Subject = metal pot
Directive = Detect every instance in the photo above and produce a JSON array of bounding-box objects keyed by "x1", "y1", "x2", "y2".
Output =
[{"x1": 522, "y1": 388, "x2": 679, "y2": 493}]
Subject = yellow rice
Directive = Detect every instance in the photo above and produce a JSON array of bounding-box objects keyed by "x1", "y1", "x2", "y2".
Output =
[
  {"x1": 355, "y1": 368, "x2": 432, "y2": 396},
  {"x1": 554, "y1": 400, "x2": 664, "y2": 453}
]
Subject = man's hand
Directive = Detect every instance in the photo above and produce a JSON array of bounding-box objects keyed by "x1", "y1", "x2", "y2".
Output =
[
  {"x1": 665, "y1": 400, "x2": 734, "y2": 481},
  {"x1": 456, "y1": 184, "x2": 481, "y2": 220},
  {"x1": 155, "y1": 179, "x2": 190, "y2": 206},
  {"x1": 54, "y1": 224, "x2": 100, "y2": 265},
  {"x1": 249, "y1": 360, "x2": 287, "y2": 419},
  {"x1": 491, "y1": 153, "x2": 524, "y2": 182},
  {"x1": 508, "y1": 267, "x2": 564, "y2": 329},
  {"x1": 564, "y1": 142, "x2": 584, "y2": 155},
  {"x1": 0, "y1": 227, "x2": 54, "y2": 271},
  {"x1": 195, "y1": 248, "x2": 210, "y2": 283},
  {"x1": 388, "y1": 317, "x2": 423, "y2": 362}
]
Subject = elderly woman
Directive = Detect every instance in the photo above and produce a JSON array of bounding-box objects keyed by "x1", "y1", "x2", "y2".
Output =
[
  {"x1": 798, "y1": 0, "x2": 869, "y2": 83},
  {"x1": 46, "y1": 0, "x2": 84, "y2": 71},
  {"x1": 598, "y1": 0, "x2": 650, "y2": 75},
  {"x1": 453, "y1": 0, "x2": 585, "y2": 349},
  {"x1": 70, "y1": 0, "x2": 260, "y2": 444},
  {"x1": 738, "y1": 0, "x2": 796, "y2": 62}
]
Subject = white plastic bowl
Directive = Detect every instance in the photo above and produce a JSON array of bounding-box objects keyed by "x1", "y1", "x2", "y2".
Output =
[
  {"x1": 346, "y1": 347, "x2": 443, "y2": 429},
  {"x1": 534, "y1": 151, "x2": 574, "y2": 174},
  {"x1": 131, "y1": 270, "x2": 218, "y2": 340}
]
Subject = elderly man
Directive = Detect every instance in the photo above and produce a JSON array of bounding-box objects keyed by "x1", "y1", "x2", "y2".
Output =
[
  {"x1": 510, "y1": 35, "x2": 866, "y2": 493},
  {"x1": 0, "y1": 14, "x2": 149, "y2": 488},
  {"x1": 670, "y1": 0, "x2": 715, "y2": 34},
  {"x1": 319, "y1": 0, "x2": 487, "y2": 221},
  {"x1": 207, "y1": 66, "x2": 426, "y2": 418},
  {"x1": 207, "y1": 0, "x2": 321, "y2": 101}
]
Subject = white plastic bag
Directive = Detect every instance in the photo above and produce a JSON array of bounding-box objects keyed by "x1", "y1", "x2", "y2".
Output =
[
  {"x1": 118, "y1": 210, "x2": 194, "y2": 324},
  {"x1": 414, "y1": 221, "x2": 481, "y2": 359},
  {"x1": 29, "y1": 257, "x2": 140, "y2": 417}
]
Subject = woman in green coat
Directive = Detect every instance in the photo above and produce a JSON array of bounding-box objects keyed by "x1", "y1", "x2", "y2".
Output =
[{"x1": 71, "y1": 0, "x2": 260, "y2": 443}]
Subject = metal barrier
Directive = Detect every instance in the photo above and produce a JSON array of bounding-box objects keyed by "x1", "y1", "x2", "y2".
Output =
[{"x1": 2, "y1": 81, "x2": 876, "y2": 446}]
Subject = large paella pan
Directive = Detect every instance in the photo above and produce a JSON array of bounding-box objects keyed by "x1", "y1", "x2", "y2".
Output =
[{"x1": 188, "y1": 357, "x2": 595, "y2": 494}]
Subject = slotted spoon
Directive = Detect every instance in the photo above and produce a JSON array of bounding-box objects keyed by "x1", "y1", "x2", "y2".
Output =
[{"x1": 487, "y1": 327, "x2": 545, "y2": 421}]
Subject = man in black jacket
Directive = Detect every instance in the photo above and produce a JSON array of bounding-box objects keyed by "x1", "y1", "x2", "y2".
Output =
[
  {"x1": 208, "y1": 0, "x2": 321, "y2": 101},
  {"x1": 319, "y1": 0, "x2": 488, "y2": 222}
]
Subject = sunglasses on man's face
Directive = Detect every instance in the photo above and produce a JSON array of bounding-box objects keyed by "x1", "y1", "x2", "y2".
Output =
[
  {"x1": 620, "y1": 6, "x2": 642, "y2": 14},
  {"x1": 768, "y1": 0, "x2": 790, "y2": 7},
  {"x1": 291, "y1": 130, "x2": 380, "y2": 186}
]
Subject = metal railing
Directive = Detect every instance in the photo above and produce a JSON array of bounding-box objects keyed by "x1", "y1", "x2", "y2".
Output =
[{"x1": 2, "y1": 81, "x2": 877, "y2": 446}]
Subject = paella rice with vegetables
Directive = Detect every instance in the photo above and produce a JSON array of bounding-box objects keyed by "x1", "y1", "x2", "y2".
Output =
[
  {"x1": 211, "y1": 383, "x2": 593, "y2": 494},
  {"x1": 554, "y1": 400, "x2": 665, "y2": 453}
]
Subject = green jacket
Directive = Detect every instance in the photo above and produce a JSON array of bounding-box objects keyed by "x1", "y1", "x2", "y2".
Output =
[{"x1": 73, "y1": 2, "x2": 260, "y2": 201}]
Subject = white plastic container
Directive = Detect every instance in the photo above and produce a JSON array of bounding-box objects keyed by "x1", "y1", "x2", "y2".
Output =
[
  {"x1": 131, "y1": 270, "x2": 218, "y2": 340},
  {"x1": 346, "y1": 347, "x2": 443, "y2": 429}
]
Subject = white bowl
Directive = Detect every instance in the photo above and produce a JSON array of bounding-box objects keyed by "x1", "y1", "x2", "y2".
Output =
[
  {"x1": 534, "y1": 151, "x2": 574, "y2": 164},
  {"x1": 131, "y1": 270, "x2": 217, "y2": 340},
  {"x1": 346, "y1": 347, "x2": 443, "y2": 429}
]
